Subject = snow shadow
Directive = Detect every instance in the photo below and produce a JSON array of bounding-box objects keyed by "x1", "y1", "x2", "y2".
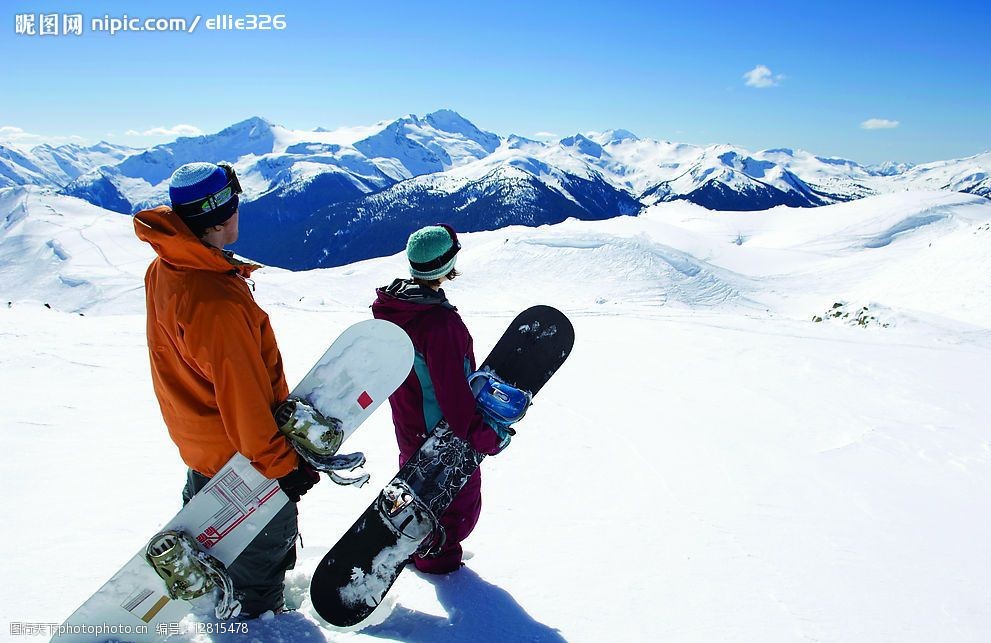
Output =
[
  {"x1": 204, "y1": 611, "x2": 326, "y2": 642},
  {"x1": 361, "y1": 567, "x2": 567, "y2": 642}
]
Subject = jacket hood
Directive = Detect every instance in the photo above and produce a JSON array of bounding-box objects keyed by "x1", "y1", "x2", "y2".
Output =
[
  {"x1": 372, "y1": 278, "x2": 456, "y2": 326},
  {"x1": 133, "y1": 206, "x2": 256, "y2": 277}
]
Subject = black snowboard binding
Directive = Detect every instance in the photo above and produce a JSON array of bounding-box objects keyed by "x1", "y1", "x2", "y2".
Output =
[{"x1": 378, "y1": 481, "x2": 444, "y2": 556}]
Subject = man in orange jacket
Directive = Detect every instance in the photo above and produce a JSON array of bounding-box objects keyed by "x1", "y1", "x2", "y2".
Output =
[{"x1": 134, "y1": 161, "x2": 319, "y2": 616}]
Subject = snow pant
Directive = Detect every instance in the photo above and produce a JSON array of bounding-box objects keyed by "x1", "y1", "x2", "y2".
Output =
[
  {"x1": 181, "y1": 468, "x2": 298, "y2": 615},
  {"x1": 398, "y1": 452, "x2": 483, "y2": 574}
]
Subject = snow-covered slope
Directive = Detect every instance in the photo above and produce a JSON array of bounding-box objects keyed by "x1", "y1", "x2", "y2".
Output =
[
  {"x1": 0, "y1": 187, "x2": 153, "y2": 313},
  {"x1": 0, "y1": 144, "x2": 55, "y2": 188},
  {"x1": 3, "y1": 186, "x2": 991, "y2": 642},
  {"x1": 4, "y1": 187, "x2": 991, "y2": 642},
  {"x1": 5, "y1": 186, "x2": 990, "y2": 326},
  {"x1": 890, "y1": 151, "x2": 991, "y2": 198}
]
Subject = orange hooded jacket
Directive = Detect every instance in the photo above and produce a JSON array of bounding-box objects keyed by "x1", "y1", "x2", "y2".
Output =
[{"x1": 134, "y1": 206, "x2": 297, "y2": 479}]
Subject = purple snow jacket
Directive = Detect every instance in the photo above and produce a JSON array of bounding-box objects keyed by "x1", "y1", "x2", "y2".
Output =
[{"x1": 372, "y1": 279, "x2": 502, "y2": 460}]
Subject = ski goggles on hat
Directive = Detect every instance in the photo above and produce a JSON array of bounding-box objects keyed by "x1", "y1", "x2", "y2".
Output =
[
  {"x1": 172, "y1": 162, "x2": 243, "y2": 219},
  {"x1": 437, "y1": 223, "x2": 459, "y2": 247},
  {"x1": 408, "y1": 223, "x2": 462, "y2": 273}
]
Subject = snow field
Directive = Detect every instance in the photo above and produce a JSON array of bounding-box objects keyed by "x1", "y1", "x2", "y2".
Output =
[{"x1": 1, "y1": 187, "x2": 990, "y2": 641}]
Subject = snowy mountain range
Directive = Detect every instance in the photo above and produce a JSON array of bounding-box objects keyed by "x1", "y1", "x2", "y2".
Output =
[
  {"x1": 3, "y1": 109, "x2": 988, "y2": 269},
  {"x1": 0, "y1": 141, "x2": 135, "y2": 189}
]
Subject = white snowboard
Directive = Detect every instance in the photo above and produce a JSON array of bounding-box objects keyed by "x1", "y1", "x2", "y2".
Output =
[{"x1": 53, "y1": 319, "x2": 413, "y2": 642}]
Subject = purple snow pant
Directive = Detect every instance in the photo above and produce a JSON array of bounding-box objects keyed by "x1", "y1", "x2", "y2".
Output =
[{"x1": 400, "y1": 451, "x2": 482, "y2": 574}]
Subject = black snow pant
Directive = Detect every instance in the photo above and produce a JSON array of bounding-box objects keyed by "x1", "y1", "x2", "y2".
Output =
[{"x1": 182, "y1": 468, "x2": 298, "y2": 616}]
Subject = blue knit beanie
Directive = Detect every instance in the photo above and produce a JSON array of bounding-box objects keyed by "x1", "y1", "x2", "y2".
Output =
[
  {"x1": 168, "y1": 162, "x2": 239, "y2": 233},
  {"x1": 407, "y1": 225, "x2": 460, "y2": 280}
]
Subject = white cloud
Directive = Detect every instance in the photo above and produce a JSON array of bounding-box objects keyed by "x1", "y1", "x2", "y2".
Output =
[
  {"x1": 125, "y1": 124, "x2": 203, "y2": 137},
  {"x1": 743, "y1": 65, "x2": 785, "y2": 88},
  {"x1": 861, "y1": 118, "x2": 900, "y2": 130},
  {"x1": 533, "y1": 131, "x2": 558, "y2": 139},
  {"x1": 0, "y1": 125, "x2": 86, "y2": 148}
]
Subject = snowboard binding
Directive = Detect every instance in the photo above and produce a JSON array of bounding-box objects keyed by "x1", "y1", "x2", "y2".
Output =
[
  {"x1": 275, "y1": 397, "x2": 344, "y2": 455},
  {"x1": 469, "y1": 369, "x2": 532, "y2": 425},
  {"x1": 297, "y1": 448, "x2": 371, "y2": 488},
  {"x1": 145, "y1": 530, "x2": 241, "y2": 619},
  {"x1": 378, "y1": 481, "x2": 445, "y2": 556},
  {"x1": 469, "y1": 369, "x2": 531, "y2": 450},
  {"x1": 276, "y1": 397, "x2": 370, "y2": 487}
]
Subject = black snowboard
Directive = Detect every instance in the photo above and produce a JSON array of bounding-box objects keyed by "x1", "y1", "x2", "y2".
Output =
[{"x1": 310, "y1": 305, "x2": 575, "y2": 626}]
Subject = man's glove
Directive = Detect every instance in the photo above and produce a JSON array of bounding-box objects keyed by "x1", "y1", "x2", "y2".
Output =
[{"x1": 278, "y1": 460, "x2": 320, "y2": 502}]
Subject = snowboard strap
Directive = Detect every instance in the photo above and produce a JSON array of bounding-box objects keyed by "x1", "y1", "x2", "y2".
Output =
[
  {"x1": 328, "y1": 471, "x2": 371, "y2": 487},
  {"x1": 297, "y1": 449, "x2": 370, "y2": 487},
  {"x1": 416, "y1": 522, "x2": 447, "y2": 559}
]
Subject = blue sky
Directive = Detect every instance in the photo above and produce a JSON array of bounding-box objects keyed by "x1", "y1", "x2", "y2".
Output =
[{"x1": 1, "y1": 0, "x2": 988, "y2": 164}]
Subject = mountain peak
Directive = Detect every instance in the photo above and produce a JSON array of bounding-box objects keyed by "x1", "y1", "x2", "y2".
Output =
[
  {"x1": 424, "y1": 108, "x2": 473, "y2": 129},
  {"x1": 868, "y1": 160, "x2": 915, "y2": 176},
  {"x1": 507, "y1": 134, "x2": 542, "y2": 148},
  {"x1": 217, "y1": 116, "x2": 276, "y2": 138},
  {"x1": 423, "y1": 109, "x2": 500, "y2": 151},
  {"x1": 590, "y1": 129, "x2": 640, "y2": 145},
  {"x1": 560, "y1": 134, "x2": 604, "y2": 158},
  {"x1": 352, "y1": 110, "x2": 501, "y2": 175}
]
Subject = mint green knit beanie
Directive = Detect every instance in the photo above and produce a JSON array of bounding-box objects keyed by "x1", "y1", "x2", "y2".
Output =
[{"x1": 406, "y1": 225, "x2": 460, "y2": 280}]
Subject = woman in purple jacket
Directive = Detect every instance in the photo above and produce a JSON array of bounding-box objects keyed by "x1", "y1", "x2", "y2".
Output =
[{"x1": 372, "y1": 224, "x2": 505, "y2": 574}]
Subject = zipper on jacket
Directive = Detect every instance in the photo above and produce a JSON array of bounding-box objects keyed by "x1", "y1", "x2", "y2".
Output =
[{"x1": 230, "y1": 269, "x2": 257, "y2": 298}]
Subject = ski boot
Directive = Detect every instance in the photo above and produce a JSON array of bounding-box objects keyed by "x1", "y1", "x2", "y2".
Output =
[{"x1": 145, "y1": 530, "x2": 241, "y2": 619}]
